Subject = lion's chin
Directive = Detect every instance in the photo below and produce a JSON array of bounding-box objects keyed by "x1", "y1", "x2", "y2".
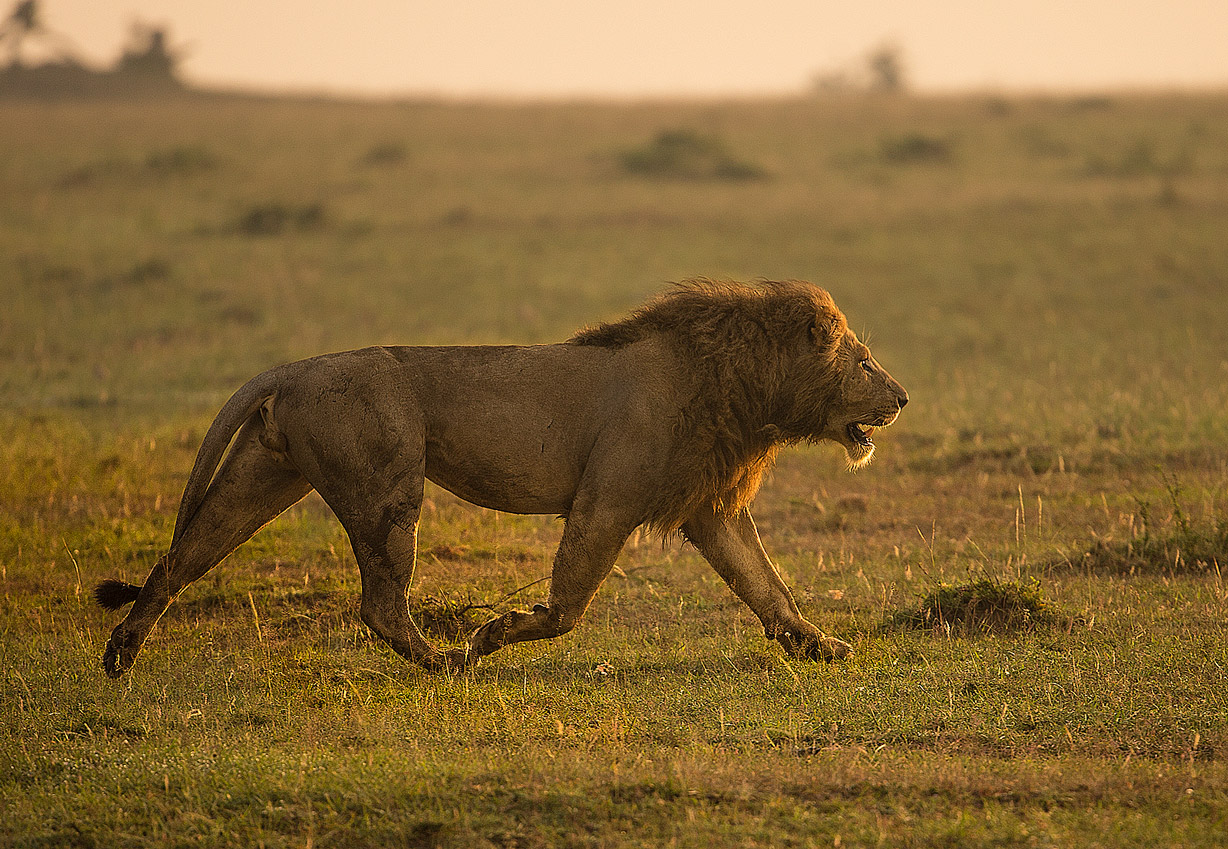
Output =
[
  {"x1": 844, "y1": 442, "x2": 875, "y2": 471},
  {"x1": 840, "y1": 421, "x2": 877, "y2": 470}
]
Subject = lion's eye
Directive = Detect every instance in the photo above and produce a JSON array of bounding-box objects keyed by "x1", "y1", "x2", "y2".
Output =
[{"x1": 860, "y1": 359, "x2": 873, "y2": 375}]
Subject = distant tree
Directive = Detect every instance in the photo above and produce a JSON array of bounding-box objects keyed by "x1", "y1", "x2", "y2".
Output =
[
  {"x1": 115, "y1": 22, "x2": 180, "y2": 80},
  {"x1": 867, "y1": 44, "x2": 906, "y2": 92},
  {"x1": 105, "y1": 20, "x2": 187, "y2": 94},
  {"x1": 8, "y1": 0, "x2": 36, "y2": 30},
  {"x1": 1, "y1": 0, "x2": 79, "y2": 66},
  {"x1": 810, "y1": 43, "x2": 909, "y2": 96}
]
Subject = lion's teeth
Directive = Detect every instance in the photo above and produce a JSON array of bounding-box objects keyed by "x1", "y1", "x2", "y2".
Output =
[{"x1": 847, "y1": 423, "x2": 874, "y2": 446}]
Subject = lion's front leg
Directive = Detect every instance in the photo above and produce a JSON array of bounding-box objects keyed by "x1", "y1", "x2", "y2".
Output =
[
  {"x1": 468, "y1": 496, "x2": 636, "y2": 660},
  {"x1": 683, "y1": 507, "x2": 851, "y2": 661}
]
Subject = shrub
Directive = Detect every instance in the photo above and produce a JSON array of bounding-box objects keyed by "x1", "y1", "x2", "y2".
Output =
[
  {"x1": 144, "y1": 145, "x2": 217, "y2": 175},
  {"x1": 235, "y1": 202, "x2": 326, "y2": 236},
  {"x1": 356, "y1": 141, "x2": 409, "y2": 168},
  {"x1": 879, "y1": 132, "x2": 953, "y2": 164},
  {"x1": 618, "y1": 129, "x2": 768, "y2": 181},
  {"x1": 57, "y1": 146, "x2": 216, "y2": 187},
  {"x1": 1081, "y1": 138, "x2": 1192, "y2": 178}
]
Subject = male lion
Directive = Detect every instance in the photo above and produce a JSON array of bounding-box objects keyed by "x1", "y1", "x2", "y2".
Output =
[{"x1": 96, "y1": 280, "x2": 907, "y2": 676}]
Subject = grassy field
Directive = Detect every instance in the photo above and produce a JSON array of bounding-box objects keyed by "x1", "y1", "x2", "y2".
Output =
[{"x1": 2, "y1": 91, "x2": 1227, "y2": 847}]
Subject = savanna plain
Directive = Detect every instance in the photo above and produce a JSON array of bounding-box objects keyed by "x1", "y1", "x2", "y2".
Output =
[{"x1": 1, "y1": 91, "x2": 1227, "y2": 847}]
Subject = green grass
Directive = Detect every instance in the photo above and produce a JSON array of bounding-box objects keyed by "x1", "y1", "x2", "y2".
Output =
[{"x1": 2, "y1": 91, "x2": 1227, "y2": 846}]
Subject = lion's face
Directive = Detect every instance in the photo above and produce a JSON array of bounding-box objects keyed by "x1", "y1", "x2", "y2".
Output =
[{"x1": 818, "y1": 332, "x2": 908, "y2": 469}]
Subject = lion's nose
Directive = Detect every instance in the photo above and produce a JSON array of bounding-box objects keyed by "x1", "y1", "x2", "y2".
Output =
[{"x1": 897, "y1": 393, "x2": 909, "y2": 409}]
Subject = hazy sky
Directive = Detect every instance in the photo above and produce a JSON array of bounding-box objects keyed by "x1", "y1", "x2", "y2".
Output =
[{"x1": 24, "y1": 0, "x2": 1228, "y2": 97}]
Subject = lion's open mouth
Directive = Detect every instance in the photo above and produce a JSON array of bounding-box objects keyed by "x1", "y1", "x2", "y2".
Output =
[{"x1": 847, "y1": 422, "x2": 876, "y2": 448}]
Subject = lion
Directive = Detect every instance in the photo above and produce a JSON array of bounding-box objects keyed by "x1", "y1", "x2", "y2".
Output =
[{"x1": 95, "y1": 279, "x2": 907, "y2": 677}]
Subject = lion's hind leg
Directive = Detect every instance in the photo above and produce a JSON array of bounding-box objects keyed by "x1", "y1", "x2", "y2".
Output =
[
  {"x1": 336, "y1": 505, "x2": 469, "y2": 672},
  {"x1": 277, "y1": 383, "x2": 466, "y2": 672},
  {"x1": 101, "y1": 419, "x2": 312, "y2": 678},
  {"x1": 311, "y1": 472, "x2": 466, "y2": 672}
]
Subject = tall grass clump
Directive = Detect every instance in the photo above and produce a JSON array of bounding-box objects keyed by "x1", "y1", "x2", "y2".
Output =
[{"x1": 894, "y1": 577, "x2": 1064, "y2": 634}]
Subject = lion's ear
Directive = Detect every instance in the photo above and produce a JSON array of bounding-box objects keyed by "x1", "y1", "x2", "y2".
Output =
[{"x1": 809, "y1": 311, "x2": 843, "y2": 348}]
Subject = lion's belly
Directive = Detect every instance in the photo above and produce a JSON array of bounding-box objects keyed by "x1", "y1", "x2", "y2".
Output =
[
  {"x1": 392, "y1": 342, "x2": 622, "y2": 514},
  {"x1": 423, "y1": 436, "x2": 583, "y2": 515}
]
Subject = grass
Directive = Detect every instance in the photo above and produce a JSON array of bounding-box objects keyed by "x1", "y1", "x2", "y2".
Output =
[
  {"x1": 2, "y1": 91, "x2": 1228, "y2": 846},
  {"x1": 1069, "y1": 476, "x2": 1228, "y2": 575}
]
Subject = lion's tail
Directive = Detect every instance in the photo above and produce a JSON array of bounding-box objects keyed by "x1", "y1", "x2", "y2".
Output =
[
  {"x1": 94, "y1": 579, "x2": 142, "y2": 610},
  {"x1": 92, "y1": 367, "x2": 290, "y2": 612},
  {"x1": 170, "y1": 368, "x2": 288, "y2": 546}
]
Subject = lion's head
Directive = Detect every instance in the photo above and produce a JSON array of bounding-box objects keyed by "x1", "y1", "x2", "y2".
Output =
[
  {"x1": 572, "y1": 279, "x2": 907, "y2": 531},
  {"x1": 812, "y1": 329, "x2": 909, "y2": 469}
]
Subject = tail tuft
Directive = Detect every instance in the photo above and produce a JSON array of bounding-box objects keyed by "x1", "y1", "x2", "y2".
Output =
[{"x1": 94, "y1": 579, "x2": 142, "y2": 611}]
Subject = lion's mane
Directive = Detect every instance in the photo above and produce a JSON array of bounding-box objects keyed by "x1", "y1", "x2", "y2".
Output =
[{"x1": 570, "y1": 279, "x2": 849, "y2": 534}]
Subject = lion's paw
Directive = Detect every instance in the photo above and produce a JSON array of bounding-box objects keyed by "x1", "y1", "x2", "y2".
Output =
[
  {"x1": 102, "y1": 627, "x2": 142, "y2": 679},
  {"x1": 778, "y1": 629, "x2": 852, "y2": 662},
  {"x1": 422, "y1": 647, "x2": 473, "y2": 673},
  {"x1": 814, "y1": 634, "x2": 853, "y2": 660}
]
